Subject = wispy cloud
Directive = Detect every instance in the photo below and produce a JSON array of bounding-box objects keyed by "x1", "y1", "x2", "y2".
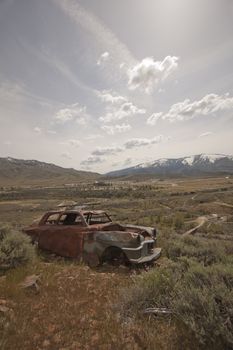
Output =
[
  {"x1": 128, "y1": 56, "x2": 179, "y2": 94},
  {"x1": 39, "y1": 49, "x2": 87, "y2": 90},
  {"x1": 198, "y1": 131, "x2": 214, "y2": 138},
  {"x1": 54, "y1": 0, "x2": 136, "y2": 66},
  {"x1": 0, "y1": 80, "x2": 57, "y2": 108},
  {"x1": 47, "y1": 130, "x2": 57, "y2": 135},
  {"x1": 84, "y1": 134, "x2": 102, "y2": 140},
  {"x1": 124, "y1": 135, "x2": 168, "y2": 149},
  {"x1": 17, "y1": 38, "x2": 94, "y2": 94},
  {"x1": 101, "y1": 123, "x2": 131, "y2": 135},
  {"x1": 80, "y1": 156, "x2": 104, "y2": 167},
  {"x1": 60, "y1": 139, "x2": 82, "y2": 147},
  {"x1": 90, "y1": 135, "x2": 168, "y2": 158},
  {"x1": 92, "y1": 146, "x2": 123, "y2": 156}
]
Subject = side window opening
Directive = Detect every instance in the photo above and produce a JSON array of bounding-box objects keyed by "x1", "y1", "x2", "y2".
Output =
[
  {"x1": 88, "y1": 213, "x2": 112, "y2": 225},
  {"x1": 58, "y1": 213, "x2": 84, "y2": 226},
  {"x1": 74, "y1": 215, "x2": 84, "y2": 226},
  {"x1": 45, "y1": 213, "x2": 60, "y2": 225}
]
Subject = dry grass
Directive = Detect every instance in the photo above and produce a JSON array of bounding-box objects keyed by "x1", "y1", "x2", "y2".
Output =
[{"x1": 0, "y1": 260, "x2": 190, "y2": 350}]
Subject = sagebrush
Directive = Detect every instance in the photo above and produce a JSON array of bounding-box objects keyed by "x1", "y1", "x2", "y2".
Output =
[
  {"x1": 118, "y1": 258, "x2": 233, "y2": 349},
  {"x1": 0, "y1": 224, "x2": 35, "y2": 270}
]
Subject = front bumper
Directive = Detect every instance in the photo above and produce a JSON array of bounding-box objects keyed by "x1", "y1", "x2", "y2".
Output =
[{"x1": 122, "y1": 240, "x2": 161, "y2": 264}]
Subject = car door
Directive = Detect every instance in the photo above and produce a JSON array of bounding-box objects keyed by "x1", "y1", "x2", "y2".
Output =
[{"x1": 38, "y1": 212, "x2": 86, "y2": 258}]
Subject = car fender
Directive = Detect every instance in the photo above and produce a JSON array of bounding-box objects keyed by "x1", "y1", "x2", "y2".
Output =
[{"x1": 82, "y1": 230, "x2": 136, "y2": 266}]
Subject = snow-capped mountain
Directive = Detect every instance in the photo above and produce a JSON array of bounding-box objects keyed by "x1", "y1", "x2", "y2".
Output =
[{"x1": 106, "y1": 154, "x2": 233, "y2": 177}]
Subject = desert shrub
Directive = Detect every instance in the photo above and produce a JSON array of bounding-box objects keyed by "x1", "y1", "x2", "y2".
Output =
[
  {"x1": 206, "y1": 223, "x2": 226, "y2": 235},
  {"x1": 0, "y1": 224, "x2": 11, "y2": 240},
  {"x1": 164, "y1": 235, "x2": 225, "y2": 266},
  {"x1": 118, "y1": 260, "x2": 233, "y2": 349},
  {"x1": 0, "y1": 225, "x2": 35, "y2": 270},
  {"x1": 172, "y1": 263, "x2": 233, "y2": 348}
]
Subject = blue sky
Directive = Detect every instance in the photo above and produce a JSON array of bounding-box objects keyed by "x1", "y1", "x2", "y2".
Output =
[{"x1": 0, "y1": 0, "x2": 233, "y2": 173}]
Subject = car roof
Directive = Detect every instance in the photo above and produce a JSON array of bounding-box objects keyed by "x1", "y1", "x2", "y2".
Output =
[{"x1": 45, "y1": 209, "x2": 107, "y2": 215}]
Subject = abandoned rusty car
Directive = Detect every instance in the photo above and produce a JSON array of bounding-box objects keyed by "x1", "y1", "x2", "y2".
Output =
[{"x1": 23, "y1": 208, "x2": 161, "y2": 266}]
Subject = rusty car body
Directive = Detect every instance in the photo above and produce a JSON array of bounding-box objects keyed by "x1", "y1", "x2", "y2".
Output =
[{"x1": 23, "y1": 209, "x2": 161, "y2": 266}]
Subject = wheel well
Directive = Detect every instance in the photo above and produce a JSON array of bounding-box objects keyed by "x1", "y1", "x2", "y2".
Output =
[{"x1": 101, "y1": 246, "x2": 127, "y2": 263}]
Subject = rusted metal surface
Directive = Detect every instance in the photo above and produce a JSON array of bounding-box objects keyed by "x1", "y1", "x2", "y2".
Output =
[{"x1": 23, "y1": 209, "x2": 161, "y2": 266}]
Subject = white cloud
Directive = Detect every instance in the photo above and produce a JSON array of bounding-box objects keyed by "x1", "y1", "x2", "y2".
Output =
[
  {"x1": 97, "y1": 51, "x2": 110, "y2": 65},
  {"x1": 34, "y1": 127, "x2": 42, "y2": 134},
  {"x1": 101, "y1": 123, "x2": 131, "y2": 135},
  {"x1": 154, "y1": 93, "x2": 233, "y2": 122},
  {"x1": 127, "y1": 56, "x2": 179, "y2": 93},
  {"x1": 98, "y1": 90, "x2": 146, "y2": 123},
  {"x1": 97, "y1": 90, "x2": 126, "y2": 104},
  {"x1": 147, "y1": 113, "x2": 162, "y2": 126},
  {"x1": 55, "y1": 103, "x2": 88, "y2": 124},
  {"x1": 198, "y1": 131, "x2": 214, "y2": 138},
  {"x1": 80, "y1": 156, "x2": 104, "y2": 167},
  {"x1": 92, "y1": 146, "x2": 124, "y2": 156},
  {"x1": 124, "y1": 135, "x2": 166, "y2": 149},
  {"x1": 61, "y1": 152, "x2": 72, "y2": 159}
]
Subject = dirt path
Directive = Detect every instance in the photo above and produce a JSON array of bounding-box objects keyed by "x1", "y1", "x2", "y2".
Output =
[
  {"x1": 183, "y1": 216, "x2": 208, "y2": 236},
  {"x1": 213, "y1": 201, "x2": 233, "y2": 209}
]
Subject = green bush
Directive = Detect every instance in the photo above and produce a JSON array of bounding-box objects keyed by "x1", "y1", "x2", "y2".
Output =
[
  {"x1": 118, "y1": 260, "x2": 233, "y2": 349},
  {"x1": 0, "y1": 225, "x2": 35, "y2": 270}
]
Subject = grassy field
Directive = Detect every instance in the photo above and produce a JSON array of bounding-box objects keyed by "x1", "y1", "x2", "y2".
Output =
[{"x1": 0, "y1": 176, "x2": 233, "y2": 349}]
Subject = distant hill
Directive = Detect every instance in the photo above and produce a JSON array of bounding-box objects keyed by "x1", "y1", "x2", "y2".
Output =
[
  {"x1": 106, "y1": 154, "x2": 233, "y2": 178},
  {"x1": 0, "y1": 157, "x2": 100, "y2": 186}
]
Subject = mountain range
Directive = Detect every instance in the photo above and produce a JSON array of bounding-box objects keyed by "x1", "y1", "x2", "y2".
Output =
[
  {"x1": 107, "y1": 154, "x2": 233, "y2": 177},
  {"x1": 0, "y1": 154, "x2": 232, "y2": 186},
  {"x1": 0, "y1": 157, "x2": 99, "y2": 186}
]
